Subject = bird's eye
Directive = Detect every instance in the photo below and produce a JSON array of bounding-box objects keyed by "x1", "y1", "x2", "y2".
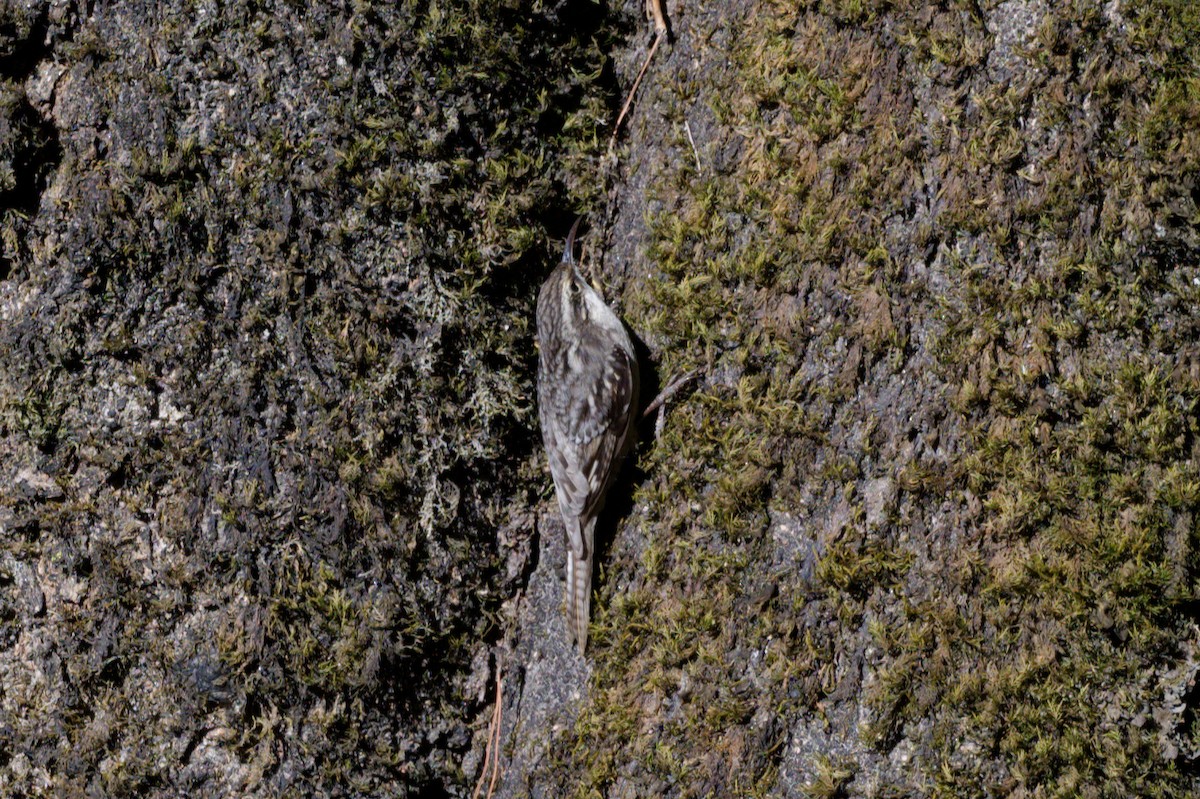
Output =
[{"x1": 568, "y1": 279, "x2": 582, "y2": 298}]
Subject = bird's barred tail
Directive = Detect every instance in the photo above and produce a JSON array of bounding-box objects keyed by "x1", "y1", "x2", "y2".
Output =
[{"x1": 566, "y1": 548, "x2": 592, "y2": 653}]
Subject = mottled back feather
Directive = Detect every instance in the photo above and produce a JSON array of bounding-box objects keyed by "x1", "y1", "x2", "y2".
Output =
[{"x1": 535, "y1": 222, "x2": 638, "y2": 651}]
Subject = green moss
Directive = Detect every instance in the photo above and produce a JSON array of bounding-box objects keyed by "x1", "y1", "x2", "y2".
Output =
[
  {"x1": 552, "y1": 0, "x2": 1200, "y2": 795},
  {"x1": 0, "y1": 0, "x2": 633, "y2": 794},
  {"x1": 802, "y1": 754, "x2": 856, "y2": 798}
]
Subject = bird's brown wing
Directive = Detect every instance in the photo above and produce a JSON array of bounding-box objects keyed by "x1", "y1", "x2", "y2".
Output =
[{"x1": 544, "y1": 343, "x2": 636, "y2": 530}]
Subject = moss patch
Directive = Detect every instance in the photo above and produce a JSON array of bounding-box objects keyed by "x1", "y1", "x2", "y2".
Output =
[
  {"x1": 549, "y1": 0, "x2": 1200, "y2": 795},
  {"x1": 0, "y1": 0, "x2": 627, "y2": 795}
]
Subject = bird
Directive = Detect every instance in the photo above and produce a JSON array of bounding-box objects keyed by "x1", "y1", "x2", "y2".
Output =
[{"x1": 536, "y1": 217, "x2": 639, "y2": 653}]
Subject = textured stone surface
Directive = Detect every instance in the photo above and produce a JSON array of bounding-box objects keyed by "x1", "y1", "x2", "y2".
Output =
[{"x1": 2, "y1": 0, "x2": 1199, "y2": 796}]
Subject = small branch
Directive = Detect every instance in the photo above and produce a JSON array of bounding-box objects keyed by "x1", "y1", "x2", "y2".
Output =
[
  {"x1": 609, "y1": 31, "x2": 664, "y2": 153},
  {"x1": 472, "y1": 664, "x2": 504, "y2": 799},
  {"x1": 647, "y1": 0, "x2": 669, "y2": 36},
  {"x1": 683, "y1": 120, "x2": 701, "y2": 173},
  {"x1": 642, "y1": 369, "x2": 702, "y2": 419}
]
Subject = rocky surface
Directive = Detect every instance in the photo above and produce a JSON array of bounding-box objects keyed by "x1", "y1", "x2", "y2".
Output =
[{"x1": 1, "y1": 0, "x2": 1199, "y2": 797}]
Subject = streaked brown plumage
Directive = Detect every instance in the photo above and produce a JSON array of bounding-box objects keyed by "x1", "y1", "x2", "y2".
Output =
[{"x1": 536, "y1": 218, "x2": 638, "y2": 653}]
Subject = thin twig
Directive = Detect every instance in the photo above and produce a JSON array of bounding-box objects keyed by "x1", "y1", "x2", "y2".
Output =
[
  {"x1": 487, "y1": 671, "x2": 502, "y2": 797},
  {"x1": 642, "y1": 370, "x2": 702, "y2": 419},
  {"x1": 683, "y1": 120, "x2": 701, "y2": 172},
  {"x1": 609, "y1": 30, "x2": 664, "y2": 153},
  {"x1": 472, "y1": 664, "x2": 503, "y2": 799},
  {"x1": 647, "y1": 0, "x2": 669, "y2": 35}
]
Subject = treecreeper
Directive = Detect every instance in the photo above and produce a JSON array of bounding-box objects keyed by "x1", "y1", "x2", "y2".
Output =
[{"x1": 536, "y1": 218, "x2": 639, "y2": 653}]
